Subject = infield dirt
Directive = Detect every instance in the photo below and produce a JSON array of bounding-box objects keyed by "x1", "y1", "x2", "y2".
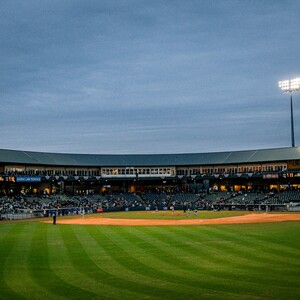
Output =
[{"x1": 46, "y1": 213, "x2": 300, "y2": 226}]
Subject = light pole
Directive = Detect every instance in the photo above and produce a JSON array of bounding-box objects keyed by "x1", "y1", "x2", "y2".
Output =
[{"x1": 278, "y1": 78, "x2": 300, "y2": 147}]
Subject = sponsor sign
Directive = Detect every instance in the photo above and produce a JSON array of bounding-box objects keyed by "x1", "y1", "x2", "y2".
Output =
[
  {"x1": 16, "y1": 176, "x2": 41, "y2": 183},
  {"x1": 262, "y1": 174, "x2": 279, "y2": 179}
]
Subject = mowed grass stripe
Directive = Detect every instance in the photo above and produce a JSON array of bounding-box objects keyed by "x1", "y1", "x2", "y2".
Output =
[
  {"x1": 91, "y1": 226, "x2": 217, "y2": 299},
  {"x1": 131, "y1": 225, "x2": 243, "y2": 275},
  {"x1": 164, "y1": 225, "x2": 300, "y2": 298},
  {"x1": 200, "y1": 223, "x2": 300, "y2": 262},
  {"x1": 219, "y1": 222, "x2": 300, "y2": 260},
  {"x1": 196, "y1": 224, "x2": 300, "y2": 277},
  {"x1": 180, "y1": 223, "x2": 300, "y2": 260},
  {"x1": 81, "y1": 225, "x2": 182, "y2": 296},
  {"x1": 99, "y1": 226, "x2": 199, "y2": 284},
  {"x1": 168, "y1": 225, "x2": 300, "y2": 278},
  {"x1": 73, "y1": 225, "x2": 197, "y2": 300},
  {"x1": 133, "y1": 225, "x2": 270, "y2": 298},
  {"x1": 136, "y1": 225, "x2": 300, "y2": 299},
  {"x1": 109, "y1": 227, "x2": 258, "y2": 299},
  {"x1": 28, "y1": 224, "x2": 98, "y2": 300},
  {"x1": 47, "y1": 225, "x2": 114, "y2": 300},
  {"x1": 4, "y1": 223, "x2": 54, "y2": 299},
  {"x1": 0, "y1": 224, "x2": 26, "y2": 300},
  {"x1": 119, "y1": 225, "x2": 215, "y2": 275},
  {"x1": 60, "y1": 225, "x2": 151, "y2": 300},
  {"x1": 168, "y1": 225, "x2": 300, "y2": 285},
  {"x1": 193, "y1": 226, "x2": 299, "y2": 292},
  {"x1": 102, "y1": 226, "x2": 258, "y2": 299}
]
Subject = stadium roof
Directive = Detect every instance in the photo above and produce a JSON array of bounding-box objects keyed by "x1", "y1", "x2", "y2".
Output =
[{"x1": 0, "y1": 147, "x2": 300, "y2": 167}]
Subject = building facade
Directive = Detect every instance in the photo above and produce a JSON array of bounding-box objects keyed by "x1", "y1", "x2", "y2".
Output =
[{"x1": 1, "y1": 147, "x2": 300, "y2": 195}]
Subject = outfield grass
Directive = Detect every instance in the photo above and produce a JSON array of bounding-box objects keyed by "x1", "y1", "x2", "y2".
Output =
[{"x1": 0, "y1": 213, "x2": 299, "y2": 299}]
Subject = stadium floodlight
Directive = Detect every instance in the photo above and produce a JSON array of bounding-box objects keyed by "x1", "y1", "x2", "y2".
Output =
[
  {"x1": 278, "y1": 78, "x2": 300, "y2": 147},
  {"x1": 278, "y1": 78, "x2": 300, "y2": 93}
]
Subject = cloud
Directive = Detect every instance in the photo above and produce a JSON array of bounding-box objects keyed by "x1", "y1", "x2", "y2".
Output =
[{"x1": 0, "y1": 0, "x2": 300, "y2": 153}]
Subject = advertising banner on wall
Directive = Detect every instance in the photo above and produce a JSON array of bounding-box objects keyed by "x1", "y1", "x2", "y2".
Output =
[{"x1": 16, "y1": 176, "x2": 41, "y2": 183}]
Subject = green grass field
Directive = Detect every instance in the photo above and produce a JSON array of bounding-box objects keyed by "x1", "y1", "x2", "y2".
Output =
[
  {"x1": 96, "y1": 210, "x2": 249, "y2": 219},
  {"x1": 0, "y1": 212, "x2": 300, "y2": 299}
]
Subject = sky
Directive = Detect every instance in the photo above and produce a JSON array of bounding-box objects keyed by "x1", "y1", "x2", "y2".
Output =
[{"x1": 1, "y1": 0, "x2": 300, "y2": 155}]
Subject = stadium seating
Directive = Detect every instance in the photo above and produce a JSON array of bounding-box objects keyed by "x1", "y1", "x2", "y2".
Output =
[{"x1": 1, "y1": 189, "x2": 300, "y2": 220}]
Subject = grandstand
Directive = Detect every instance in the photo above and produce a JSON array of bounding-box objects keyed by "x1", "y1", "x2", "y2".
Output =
[{"x1": 1, "y1": 146, "x2": 300, "y2": 218}]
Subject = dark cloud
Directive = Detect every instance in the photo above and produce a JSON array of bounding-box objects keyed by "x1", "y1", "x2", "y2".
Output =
[{"x1": 1, "y1": 0, "x2": 300, "y2": 153}]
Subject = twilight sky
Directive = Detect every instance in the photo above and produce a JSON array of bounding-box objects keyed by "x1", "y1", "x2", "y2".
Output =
[{"x1": 1, "y1": 0, "x2": 300, "y2": 154}]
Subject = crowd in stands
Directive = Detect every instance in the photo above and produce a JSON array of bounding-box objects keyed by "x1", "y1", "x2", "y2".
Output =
[{"x1": 1, "y1": 188, "x2": 300, "y2": 219}]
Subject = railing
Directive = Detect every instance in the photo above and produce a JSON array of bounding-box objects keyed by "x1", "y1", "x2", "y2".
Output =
[{"x1": 1, "y1": 211, "x2": 44, "y2": 220}]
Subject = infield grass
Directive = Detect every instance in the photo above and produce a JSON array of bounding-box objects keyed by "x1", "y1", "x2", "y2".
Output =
[
  {"x1": 96, "y1": 210, "x2": 249, "y2": 220},
  {"x1": 0, "y1": 212, "x2": 299, "y2": 299}
]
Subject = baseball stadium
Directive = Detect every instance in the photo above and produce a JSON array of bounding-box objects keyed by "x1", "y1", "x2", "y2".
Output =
[{"x1": 0, "y1": 147, "x2": 300, "y2": 299}]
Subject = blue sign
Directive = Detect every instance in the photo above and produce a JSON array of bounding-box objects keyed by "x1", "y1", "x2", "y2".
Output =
[{"x1": 16, "y1": 176, "x2": 41, "y2": 183}]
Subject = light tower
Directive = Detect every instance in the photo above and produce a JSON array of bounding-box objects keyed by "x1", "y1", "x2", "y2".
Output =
[{"x1": 278, "y1": 78, "x2": 300, "y2": 147}]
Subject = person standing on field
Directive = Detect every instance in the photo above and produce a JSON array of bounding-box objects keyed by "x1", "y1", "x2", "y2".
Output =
[
  {"x1": 53, "y1": 212, "x2": 56, "y2": 225},
  {"x1": 194, "y1": 207, "x2": 198, "y2": 216},
  {"x1": 187, "y1": 208, "x2": 191, "y2": 217},
  {"x1": 171, "y1": 205, "x2": 175, "y2": 215}
]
